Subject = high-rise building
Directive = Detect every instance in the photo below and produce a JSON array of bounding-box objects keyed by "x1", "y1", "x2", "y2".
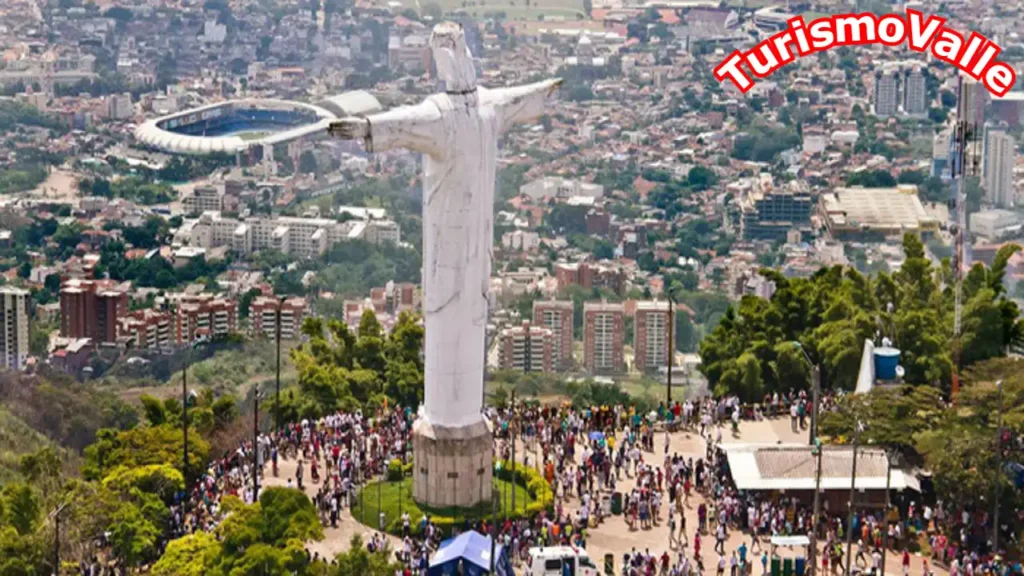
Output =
[
  {"x1": 959, "y1": 76, "x2": 988, "y2": 127},
  {"x1": 873, "y1": 69, "x2": 899, "y2": 117},
  {"x1": 60, "y1": 279, "x2": 129, "y2": 343},
  {"x1": 533, "y1": 300, "x2": 574, "y2": 370},
  {"x1": 497, "y1": 321, "x2": 554, "y2": 373},
  {"x1": 903, "y1": 67, "x2": 927, "y2": 116},
  {"x1": 583, "y1": 302, "x2": 624, "y2": 374},
  {"x1": 634, "y1": 301, "x2": 675, "y2": 374},
  {"x1": 0, "y1": 287, "x2": 29, "y2": 370},
  {"x1": 250, "y1": 296, "x2": 307, "y2": 340},
  {"x1": 983, "y1": 123, "x2": 1016, "y2": 208}
]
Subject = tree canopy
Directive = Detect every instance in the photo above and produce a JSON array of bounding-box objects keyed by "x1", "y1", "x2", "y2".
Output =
[
  {"x1": 280, "y1": 310, "x2": 425, "y2": 419},
  {"x1": 699, "y1": 235, "x2": 1023, "y2": 401}
]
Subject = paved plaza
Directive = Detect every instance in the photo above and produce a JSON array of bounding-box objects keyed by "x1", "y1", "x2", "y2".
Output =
[{"x1": 264, "y1": 416, "x2": 945, "y2": 575}]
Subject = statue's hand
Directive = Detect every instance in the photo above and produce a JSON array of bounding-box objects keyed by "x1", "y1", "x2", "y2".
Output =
[{"x1": 327, "y1": 117, "x2": 370, "y2": 141}]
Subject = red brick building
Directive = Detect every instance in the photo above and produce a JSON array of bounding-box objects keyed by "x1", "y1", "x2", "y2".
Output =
[
  {"x1": 583, "y1": 301, "x2": 624, "y2": 374},
  {"x1": 176, "y1": 295, "x2": 237, "y2": 344},
  {"x1": 554, "y1": 261, "x2": 626, "y2": 295},
  {"x1": 250, "y1": 296, "x2": 307, "y2": 340},
  {"x1": 120, "y1": 309, "x2": 174, "y2": 350},
  {"x1": 532, "y1": 300, "x2": 574, "y2": 370},
  {"x1": 60, "y1": 279, "x2": 129, "y2": 343}
]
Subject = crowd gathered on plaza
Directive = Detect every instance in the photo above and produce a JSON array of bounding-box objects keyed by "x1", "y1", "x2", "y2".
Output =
[{"x1": 165, "y1": 388, "x2": 1021, "y2": 576}]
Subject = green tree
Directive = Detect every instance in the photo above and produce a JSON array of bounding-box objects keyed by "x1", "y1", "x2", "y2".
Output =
[
  {"x1": 298, "y1": 150, "x2": 318, "y2": 175},
  {"x1": 0, "y1": 483, "x2": 39, "y2": 536},
  {"x1": 328, "y1": 535, "x2": 401, "y2": 576},
  {"x1": 152, "y1": 531, "x2": 221, "y2": 576},
  {"x1": 83, "y1": 424, "x2": 210, "y2": 484},
  {"x1": 687, "y1": 165, "x2": 718, "y2": 191}
]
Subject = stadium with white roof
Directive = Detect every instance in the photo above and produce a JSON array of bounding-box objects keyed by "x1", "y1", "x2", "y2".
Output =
[{"x1": 133, "y1": 91, "x2": 381, "y2": 156}]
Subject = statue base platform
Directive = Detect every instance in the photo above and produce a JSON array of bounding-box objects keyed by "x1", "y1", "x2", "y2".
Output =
[{"x1": 412, "y1": 417, "x2": 492, "y2": 508}]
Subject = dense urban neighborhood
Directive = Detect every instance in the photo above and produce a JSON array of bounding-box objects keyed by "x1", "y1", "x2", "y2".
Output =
[{"x1": 0, "y1": 0, "x2": 1023, "y2": 572}]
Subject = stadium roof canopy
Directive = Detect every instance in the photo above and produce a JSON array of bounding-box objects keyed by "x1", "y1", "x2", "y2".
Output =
[{"x1": 133, "y1": 91, "x2": 381, "y2": 155}]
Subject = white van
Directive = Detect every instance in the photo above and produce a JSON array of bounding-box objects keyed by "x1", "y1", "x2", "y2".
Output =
[{"x1": 526, "y1": 546, "x2": 601, "y2": 576}]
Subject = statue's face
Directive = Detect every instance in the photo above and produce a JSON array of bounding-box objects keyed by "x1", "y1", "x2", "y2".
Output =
[{"x1": 430, "y1": 22, "x2": 476, "y2": 93}]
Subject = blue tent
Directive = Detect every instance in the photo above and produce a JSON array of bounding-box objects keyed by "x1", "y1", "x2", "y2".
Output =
[{"x1": 428, "y1": 530, "x2": 513, "y2": 576}]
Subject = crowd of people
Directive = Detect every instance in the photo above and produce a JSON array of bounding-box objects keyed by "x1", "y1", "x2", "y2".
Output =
[{"x1": 156, "y1": 387, "x2": 1020, "y2": 576}]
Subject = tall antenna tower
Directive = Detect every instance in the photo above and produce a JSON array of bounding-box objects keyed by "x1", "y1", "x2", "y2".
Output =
[{"x1": 950, "y1": 76, "x2": 981, "y2": 403}]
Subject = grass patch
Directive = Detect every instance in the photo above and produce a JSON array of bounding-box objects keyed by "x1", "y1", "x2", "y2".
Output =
[
  {"x1": 237, "y1": 131, "x2": 270, "y2": 141},
  {"x1": 351, "y1": 477, "x2": 532, "y2": 536}
]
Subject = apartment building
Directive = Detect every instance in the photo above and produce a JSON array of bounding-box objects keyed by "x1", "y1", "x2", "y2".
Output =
[
  {"x1": 583, "y1": 302, "x2": 625, "y2": 374},
  {"x1": 60, "y1": 279, "x2": 130, "y2": 343},
  {"x1": 120, "y1": 309, "x2": 174, "y2": 350},
  {"x1": 0, "y1": 287, "x2": 29, "y2": 370},
  {"x1": 183, "y1": 185, "x2": 225, "y2": 213},
  {"x1": 532, "y1": 300, "x2": 574, "y2": 370},
  {"x1": 250, "y1": 296, "x2": 307, "y2": 340},
  {"x1": 188, "y1": 212, "x2": 400, "y2": 259},
  {"x1": 634, "y1": 301, "x2": 674, "y2": 374},
  {"x1": 983, "y1": 124, "x2": 1017, "y2": 208},
  {"x1": 497, "y1": 321, "x2": 554, "y2": 373},
  {"x1": 176, "y1": 295, "x2": 237, "y2": 344},
  {"x1": 554, "y1": 261, "x2": 626, "y2": 295}
]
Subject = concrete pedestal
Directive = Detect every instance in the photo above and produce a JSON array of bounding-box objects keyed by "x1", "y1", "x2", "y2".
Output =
[{"x1": 412, "y1": 417, "x2": 492, "y2": 508}]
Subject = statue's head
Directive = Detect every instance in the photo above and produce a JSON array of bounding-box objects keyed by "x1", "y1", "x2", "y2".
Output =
[{"x1": 430, "y1": 22, "x2": 476, "y2": 93}]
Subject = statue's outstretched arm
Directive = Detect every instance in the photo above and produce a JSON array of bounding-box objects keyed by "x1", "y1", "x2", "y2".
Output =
[
  {"x1": 327, "y1": 100, "x2": 445, "y2": 158},
  {"x1": 482, "y1": 78, "x2": 562, "y2": 133}
]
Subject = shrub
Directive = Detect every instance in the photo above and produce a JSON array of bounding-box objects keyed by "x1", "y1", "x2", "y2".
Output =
[{"x1": 387, "y1": 459, "x2": 404, "y2": 482}]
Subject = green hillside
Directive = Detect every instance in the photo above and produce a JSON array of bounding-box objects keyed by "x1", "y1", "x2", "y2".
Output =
[{"x1": 0, "y1": 406, "x2": 61, "y2": 483}]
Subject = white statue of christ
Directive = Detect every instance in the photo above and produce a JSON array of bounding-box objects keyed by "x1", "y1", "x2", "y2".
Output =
[{"x1": 329, "y1": 22, "x2": 560, "y2": 430}]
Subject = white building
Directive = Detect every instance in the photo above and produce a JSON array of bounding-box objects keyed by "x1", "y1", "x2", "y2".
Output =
[
  {"x1": 200, "y1": 18, "x2": 227, "y2": 43},
  {"x1": 501, "y1": 230, "x2": 540, "y2": 252},
  {"x1": 983, "y1": 124, "x2": 1016, "y2": 208},
  {"x1": 364, "y1": 219, "x2": 401, "y2": 245},
  {"x1": 802, "y1": 134, "x2": 827, "y2": 155},
  {"x1": 105, "y1": 93, "x2": 134, "y2": 120},
  {"x1": 0, "y1": 287, "x2": 29, "y2": 370},
  {"x1": 520, "y1": 177, "x2": 604, "y2": 201},
  {"x1": 183, "y1": 185, "x2": 225, "y2": 213},
  {"x1": 188, "y1": 211, "x2": 399, "y2": 258},
  {"x1": 969, "y1": 209, "x2": 1021, "y2": 239}
]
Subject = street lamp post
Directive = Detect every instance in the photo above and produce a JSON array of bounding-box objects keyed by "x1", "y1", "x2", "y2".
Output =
[
  {"x1": 275, "y1": 296, "x2": 285, "y2": 433},
  {"x1": 789, "y1": 341, "x2": 824, "y2": 576},
  {"x1": 810, "y1": 437, "x2": 823, "y2": 576},
  {"x1": 844, "y1": 421, "x2": 864, "y2": 576},
  {"x1": 993, "y1": 379, "x2": 1004, "y2": 553},
  {"x1": 182, "y1": 354, "x2": 189, "y2": 490},
  {"x1": 667, "y1": 295, "x2": 674, "y2": 408},
  {"x1": 511, "y1": 389, "x2": 516, "y2": 515},
  {"x1": 253, "y1": 385, "x2": 262, "y2": 502},
  {"x1": 51, "y1": 501, "x2": 68, "y2": 576},
  {"x1": 790, "y1": 342, "x2": 820, "y2": 446},
  {"x1": 880, "y1": 450, "x2": 897, "y2": 576}
]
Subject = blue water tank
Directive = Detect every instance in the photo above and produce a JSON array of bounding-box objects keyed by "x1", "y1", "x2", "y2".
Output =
[{"x1": 874, "y1": 346, "x2": 900, "y2": 380}]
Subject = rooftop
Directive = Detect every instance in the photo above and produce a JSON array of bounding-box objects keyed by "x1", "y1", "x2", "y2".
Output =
[{"x1": 723, "y1": 443, "x2": 920, "y2": 492}]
